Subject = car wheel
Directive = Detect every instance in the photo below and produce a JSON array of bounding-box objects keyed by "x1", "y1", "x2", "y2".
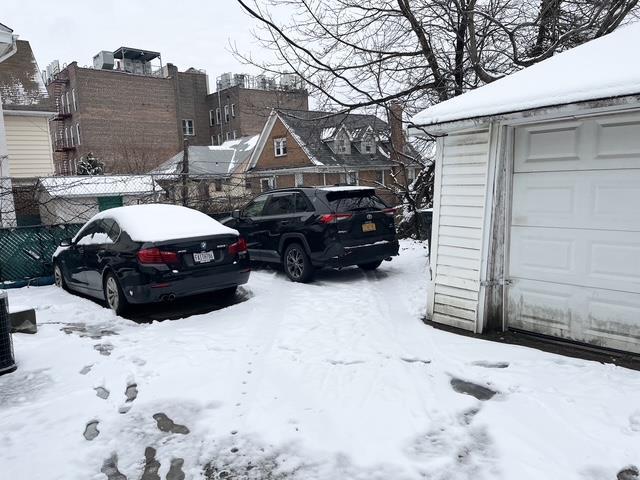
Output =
[
  {"x1": 103, "y1": 272, "x2": 128, "y2": 315},
  {"x1": 358, "y1": 260, "x2": 383, "y2": 271},
  {"x1": 53, "y1": 262, "x2": 67, "y2": 290},
  {"x1": 284, "y1": 243, "x2": 314, "y2": 283}
]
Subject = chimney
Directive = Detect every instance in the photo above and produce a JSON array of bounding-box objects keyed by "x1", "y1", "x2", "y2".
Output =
[{"x1": 387, "y1": 101, "x2": 405, "y2": 165}]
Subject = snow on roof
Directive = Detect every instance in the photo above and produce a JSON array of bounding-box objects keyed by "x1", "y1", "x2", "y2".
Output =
[
  {"x1": 319, "y1": 186, "x2": 376, "y2": 192},
  {"x1": 412, "y1": 22, "x2": 640, "y2": 127},
  {"x1": 39, "y1": 175, "x2": 162, "y2": 198},
  {"x1": 89, "y1": 204, "x2": 238, "y2": 243},
  {"x1": 0, "y1": 40, "x2": 52, "y2": 112}
]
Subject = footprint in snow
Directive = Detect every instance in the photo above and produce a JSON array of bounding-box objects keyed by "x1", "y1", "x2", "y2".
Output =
[
  {"x1": 618, "y1": 465, "x2": 639, "y2": 480},
  {"x1": 95, "y1": 386, "x2": 110, "y2": 400},
  {"x1": 153, "y1": 413, "x2": 190, "y2": 435},
  {"x1": 94, "y1": 343, "x2": 114, "y2": 356},
  {"x1": 450, "y1": 378, "x2": 498, "y2": 401},
  {"x1": 401, "y1": 357, "x2": 431, "y2": 365},
  {"x1": 83, "y1": 420, "x2": 100, "y2": 441},
  {"x1": 79, "y1": 365, "x2": 93, "y2": 375},
  {"x1": 471, "y1": 360, "x2": 509, "y2": 369},
  {"x1": 101, "y1": 454, "x2": 127, "y2": 480},
  {"x1": 166, "y1": 458, "x2": 186, "y2": 480},
  {"x1": 118, "y1": 383, "x2": 138, "y2": 414},
  {"x1": 141, "y1": 447, "x2": 161, "y2": 480}
]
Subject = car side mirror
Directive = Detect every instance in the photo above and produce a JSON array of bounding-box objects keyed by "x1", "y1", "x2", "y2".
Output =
[
  {"x1": 232, "y1": 209, "x2": 241, "y2": 219},
  {"x1": 59, "y1": 238, "x2": 72, "y2": 247}
]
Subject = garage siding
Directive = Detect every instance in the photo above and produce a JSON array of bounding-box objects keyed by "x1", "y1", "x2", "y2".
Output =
[{"x1": 430, "y1": 128, "x2": 491, "y2": 331}]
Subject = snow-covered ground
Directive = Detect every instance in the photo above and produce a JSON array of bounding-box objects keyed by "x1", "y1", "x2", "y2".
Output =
[{"x1": 1, "y1": 240, "x2": 639, "y2": 480}]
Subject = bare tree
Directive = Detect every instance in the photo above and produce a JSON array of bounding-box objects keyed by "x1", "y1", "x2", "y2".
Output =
[{"x1": 233, "y1": 0, "x2": 639, "y2": 238}]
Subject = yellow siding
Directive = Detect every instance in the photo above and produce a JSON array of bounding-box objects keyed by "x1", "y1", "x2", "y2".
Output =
[{"x1": 4, "y1": 115, "x2": 54, "y2": 178}]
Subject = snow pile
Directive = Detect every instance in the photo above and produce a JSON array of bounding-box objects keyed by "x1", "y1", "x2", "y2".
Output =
[
  {"x1": 39, "y1": 175, "x2": 161, "y2": 198},
  {"x1": 412, "y1": 21, "x2": 640, "y2": 126},
  {"x1": 1, "y1": 241, "x2": 640, "y2": 480},
  {"x1": 88, "y1": 204, "x2": 238, "y2": 242}
]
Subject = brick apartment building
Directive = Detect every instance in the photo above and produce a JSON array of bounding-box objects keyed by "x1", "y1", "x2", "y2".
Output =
[
  {"x1": 207, "y1": 73, "x2": 308, "y2": 145},
  {"x1": 46, "y1": 49, "x2": 308, "y2": 175}
]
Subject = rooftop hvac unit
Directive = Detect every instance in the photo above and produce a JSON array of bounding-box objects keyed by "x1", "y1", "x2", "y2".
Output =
[
  {"x1": 280, "y1": 73, "x2": 301, "y2": 89},
  {"x1": 234, "y1": 73, "x2": 248, "y2": 88},
  {"x1": 93, "y1": 51, "x2": 114, "y2": 70},
  {"x1": 218, "y1": 72, "x2": 232, "y2": 90}
]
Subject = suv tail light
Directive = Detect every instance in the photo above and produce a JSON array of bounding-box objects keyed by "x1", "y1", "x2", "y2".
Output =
[
  {"x1": 319, "y1": 213, "x2": 353, "y2": 224},
  {"x1": 228, "y1": 237, "x2": 248, "y2": 256},
  {"x1": 137, "y1": 248, "x2": 178, "y2": 264},
  {"x1": 382, "y1": 207, "x2": 396, "y2": 217}
]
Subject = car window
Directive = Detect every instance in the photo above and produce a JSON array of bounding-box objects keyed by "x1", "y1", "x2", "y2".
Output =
[
  {"x1": 263, "y1": 194, "x2": 296, "y2": 216},
  {"x1": 76, "y1": 221, "x2": 115, "y2": 246},
  {"x1": 74, "y1": 222, "x2": 96, "y2": 246},
  {"x1": 101, "y1": 218, "x2": 121, "y2": 243},
  {"x1": 295, "y1": 193, "x2": 314, "y2": 213},
  {"x1": 243, "y1": 195, "x2": 269, "y2": 217},
  {"x1": 325, "y1": 191, "x2": 388, "y2": 212}
]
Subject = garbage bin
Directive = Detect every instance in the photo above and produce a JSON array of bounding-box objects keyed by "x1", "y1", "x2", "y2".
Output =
[{"x1": 0, "y1": 290, "x2": 17, "y2": 376}]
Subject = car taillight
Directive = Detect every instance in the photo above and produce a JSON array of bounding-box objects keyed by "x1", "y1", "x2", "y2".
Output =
[
  {"x1": 382, "y1": 207, "x2": 396, "y2": 217},
  {"x1": 319, "y1": 213, "x2": 353, "y2": 224},
  {"x1": 137, "y1": 248, "x2": 178, "y2": 264},
  {"x1": 228, "y1": 237, "x2": 248, "y2": 256}
]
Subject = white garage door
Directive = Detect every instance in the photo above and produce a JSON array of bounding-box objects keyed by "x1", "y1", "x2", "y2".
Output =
[{"x1": 508, "y1": 112, "x2": 640, "y2": 353}]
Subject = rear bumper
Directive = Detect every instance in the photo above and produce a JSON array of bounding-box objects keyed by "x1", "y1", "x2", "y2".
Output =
[
  {"x1": 312, "y1": 239, "x2": 400, "y2": 268},
  {"x1": 122, "y1": 264, "x2": 250, "y2": 304}
]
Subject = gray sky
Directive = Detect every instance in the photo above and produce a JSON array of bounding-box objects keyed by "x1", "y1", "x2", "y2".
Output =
[{"x1": 3, "y1": 0, "x2": 275, "y2": 93}]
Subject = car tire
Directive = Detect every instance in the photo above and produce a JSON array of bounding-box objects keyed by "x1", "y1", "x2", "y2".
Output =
[
  {"x1": 53, "y1": 262, "x2": 67, "y2": 290},
  {"x1": 283, "y1": 243, "x2": 314, "y2": 283},
  {"x1": 103, "y1": 272, "x2": 128, "y2": 315},
  {"x1": 358, "y1": 260, "x2": 383, "y2": 271}
]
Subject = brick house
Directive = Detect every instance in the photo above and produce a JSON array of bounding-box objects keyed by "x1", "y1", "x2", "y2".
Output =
[
  {"x1": 207, "y1": 74, "x2": 309, "y2": 145},
  {"x1": 46, "y1": 48, "x2": 210, "y2": 174},
  {"x1": 244, "y1": 109, "x2": 420, "y2": 205}
]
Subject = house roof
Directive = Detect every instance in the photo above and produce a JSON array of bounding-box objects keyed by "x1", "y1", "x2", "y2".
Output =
[
  {"x1": 38, "y1": 175, "x2": 162, "y2": 198},
  {"x1": 154, "y1": 135, "x2": 259, "y2": 176},
  {"x1": 412, "y1": 22, "x2": 640, "y2": 127},
  {"x1": 273, "y1": 109, "x2": 395, "y2": 168},
  {"x1": 0, "y1": 40, "x2": 53, "y2": 112}
]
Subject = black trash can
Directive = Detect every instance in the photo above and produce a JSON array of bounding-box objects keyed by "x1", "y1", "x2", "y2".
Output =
[{"x1": 0, "y1": 290, "x2": 17, "y2": 376}]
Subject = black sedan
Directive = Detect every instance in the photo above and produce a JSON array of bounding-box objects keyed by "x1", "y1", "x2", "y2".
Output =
[{"x1": 53, "y1": 204, "x2": 250, "y2": 314}]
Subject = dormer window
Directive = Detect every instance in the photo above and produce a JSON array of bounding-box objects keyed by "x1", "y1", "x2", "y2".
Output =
[
  {"x1": 334, "y1": 129, "x2": 351, "y2": 155},
  {"x1": 361, "y1": 134, "x2": 375, "y2": 154}
]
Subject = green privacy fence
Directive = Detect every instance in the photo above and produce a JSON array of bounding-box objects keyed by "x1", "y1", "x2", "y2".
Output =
[{"x1": 0, "y1": 224, "x2": 83, "y2": 284}]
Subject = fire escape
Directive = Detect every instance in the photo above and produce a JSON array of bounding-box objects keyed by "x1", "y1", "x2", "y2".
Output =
[{"x1": 49, "y1": 70, "x2": 75, "y2": 175}]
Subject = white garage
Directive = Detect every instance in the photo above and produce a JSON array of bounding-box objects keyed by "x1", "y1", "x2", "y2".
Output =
[{"x1": 411, "y1": 22, "x2": 640, "y2": 353}]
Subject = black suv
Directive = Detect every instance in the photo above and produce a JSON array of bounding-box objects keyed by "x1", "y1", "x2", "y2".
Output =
[{"x1": 222, "y1": 186, "x2": 400, "y2": 282}]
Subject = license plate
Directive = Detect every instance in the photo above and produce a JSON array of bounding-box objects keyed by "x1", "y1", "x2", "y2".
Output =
[
  {"x1": 362, "y1": 222, "x2": 376, "y2": 233},
  {"x1": 193, "y1": 251, "x2": 215, "y2": 263}
]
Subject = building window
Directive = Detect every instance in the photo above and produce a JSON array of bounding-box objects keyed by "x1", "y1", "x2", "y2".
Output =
[
  {"x1": 70, "y1": 127, "x2": 75, "y2": 147},
  {"x1": 217, "y1": 134, "x2": 222, "y2": 145},
  {"x1": 226, "y1": 132, "x2": 231, "y2": 141},
  {"x1": 211, "y1": 135, "x2": 215, "y2": 145},
  {"x1": 361, "y1": 135, "x2": 375, "y2": 154},
  {"x1": 335, "y1": 130, "x2": 350, "y2": 154},
  {"x1": 295, "y1": 173, "x2": 304, "y2": 187},
  {"x1": 209, "y1": 110, "x2": 215, "y2": 127},
  {"x1": 232, "y1": 130, "x2": 237, "y2": 140},
  {"x1": 376, "y1": 170, "x2": 386, "y2": 186},
  {"x1": 64, "y1": 127, "x2": 69, "y2": 147},
  {"x1": 260, "y1": 177, "x2": 275, "y2": 192},
  {"x1": 72, "y1": 89, "x2": 77, "y2": 111},
  {"x1": 231, "y1": 104, "x2": 236, "y2": 117},
  {"x1": 65, "y1": 92, "x2": 70, "y2": 114},
  {"x1": 182, "y1": 119, "x2": 195, "y2": 136},
  {"x1": 224, "y1": 105, "x2": 230, "y2": 123},
  {"x1": 347, "y1": 171, "x2": 358, "y2": 185},
  {"x1": 75, "y1": 123, "x2": 81, "y2": 145},
  {"x1": 59, "y1": 95, "x2": 65, "y2": 114},
  {"x1": 274, "y1": 138, "x2": 287, "y2": 157},
  {"x1": 215, "y1": 108, "x2": 221, "y2": 125}
]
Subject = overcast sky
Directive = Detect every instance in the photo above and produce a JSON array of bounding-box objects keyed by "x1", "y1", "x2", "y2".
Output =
[{"x1": 3, "y1": 0, "x2": 277, "y2": 93}]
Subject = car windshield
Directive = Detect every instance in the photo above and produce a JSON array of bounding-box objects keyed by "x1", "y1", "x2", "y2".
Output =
[{"x1": 325, "y1": 191, "x2": 387, "y2": 213}]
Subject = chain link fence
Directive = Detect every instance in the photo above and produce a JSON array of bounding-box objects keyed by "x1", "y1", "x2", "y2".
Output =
[{"x1": 0, "y1": 174, "x2": 253, "y2": 284}]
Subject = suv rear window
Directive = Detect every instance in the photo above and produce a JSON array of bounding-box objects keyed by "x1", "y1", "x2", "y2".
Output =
[{"x1": 325, "y1": 191, "x2": 387, "y2": 212}]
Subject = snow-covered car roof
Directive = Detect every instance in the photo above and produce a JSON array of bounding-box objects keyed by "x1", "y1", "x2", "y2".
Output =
[
  {"x1": 412, "y1": 22, "x2": 640, "y2": 127},
  {"x1": 86, "y1": 204, "x2": 238, "y2": 243},
  {"x1": 318, "y1": 186, "x2": 376, "y2": 192}
]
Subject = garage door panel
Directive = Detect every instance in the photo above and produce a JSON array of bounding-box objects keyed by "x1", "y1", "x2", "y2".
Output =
[
  {"x1": 595, "y1": 115, "x2": 640, "y2": 162},
  {"x1": 512, "y1": 169, "x2": 640, "y2": 230},
  {"x1": 509, "y1": 279, "x2": 640, "y2": 353},
  {"x1": 510, "y1": 227, "x2": 640, "y2": 294},
  {"x1": 514, "y1": 122, "x2": 583, "y2": 172}
]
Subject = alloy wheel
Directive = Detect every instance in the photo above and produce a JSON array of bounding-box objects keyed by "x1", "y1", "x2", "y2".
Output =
[
  {"x1": 105, "y1": 276, "x2": 120, "y2": 311},
  {"x1": 286, "y1": 247, "x2": 304, "y2": 280},
  {"x1": 54, "y1": 265, "x2": 63, "y2": 288}
]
